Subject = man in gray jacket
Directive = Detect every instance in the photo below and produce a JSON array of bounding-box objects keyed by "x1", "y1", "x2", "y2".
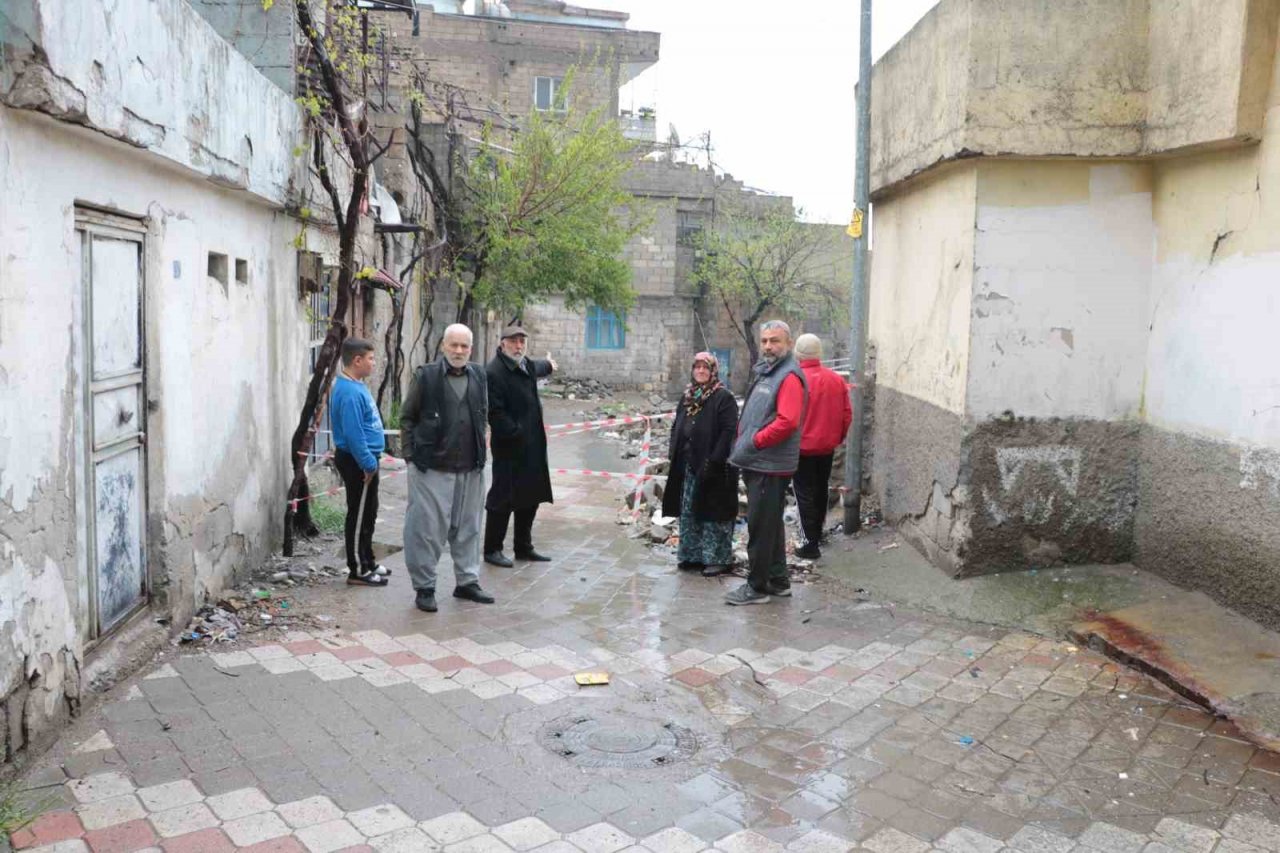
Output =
[
  {"x1": 726, "y1": 320, "x2": 809, "y2": 605},
  {"x1": 400, "y1": 324, "x2": 495, "y2": 613}
]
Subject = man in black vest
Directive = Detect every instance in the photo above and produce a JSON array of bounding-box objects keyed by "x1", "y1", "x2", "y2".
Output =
[
  {"x1": 483, "y1": 325, "x2": 557, "y2": 567},
  {"x1": 726, "y1": 320, "x2": 809, "y2": 606},
  {"x1": 401, "y1": 324, "x2": 495, "y2": 612}
]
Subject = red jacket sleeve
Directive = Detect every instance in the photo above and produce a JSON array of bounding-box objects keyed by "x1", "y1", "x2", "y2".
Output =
[
  {"x1": 754, "y1": 373, "x2": 805, "y2": 450},
  {"x1": 840, "y1": 376, "x2": 853, "y2": 441}
]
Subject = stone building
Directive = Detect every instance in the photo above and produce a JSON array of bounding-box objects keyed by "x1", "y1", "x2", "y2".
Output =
[
  {"x1": 0, "y1": 0, "x2": 406, "y2": 768},
  {"x1": 376, "y1": 0, "x2": 848, "y2": 395},
  {"x1": 864, "y1": 0, "x2": 1280, "y2": 628}
]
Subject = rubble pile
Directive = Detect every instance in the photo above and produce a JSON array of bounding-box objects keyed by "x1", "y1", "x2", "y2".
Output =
[
  {"x1": 540, "y1": 377, "x2": 615, "y2": 401},
  {"x1": 177, "y1": 551, "x2": 343, "y2": 647}
]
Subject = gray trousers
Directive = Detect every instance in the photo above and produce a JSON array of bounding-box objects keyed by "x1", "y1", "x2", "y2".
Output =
[
  {"x1": 404, "y1": 466, "x2": 483, "y2": 592},
  {"x1": 744, "y1": 471, "x2": 790, "y2": 593}
]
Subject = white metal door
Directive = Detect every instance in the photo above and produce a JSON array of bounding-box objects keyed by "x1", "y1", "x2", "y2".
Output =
[{"x1": 77, "y1": 211, "x2": 149, "y2": 636}]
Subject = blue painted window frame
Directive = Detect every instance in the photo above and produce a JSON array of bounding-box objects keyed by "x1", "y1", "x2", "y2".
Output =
[{"x1": 586, "y1": 305, "x2": 626, "y2": 350}]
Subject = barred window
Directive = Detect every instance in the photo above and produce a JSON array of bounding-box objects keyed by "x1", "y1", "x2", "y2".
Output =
[{"x1": 585, "y1": 305, "x2": 625, "y2": 350}]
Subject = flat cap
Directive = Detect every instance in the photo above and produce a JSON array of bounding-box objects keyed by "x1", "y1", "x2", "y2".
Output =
[{"x1": 500, "y1": 325, "x2": 529, "y2": 339}]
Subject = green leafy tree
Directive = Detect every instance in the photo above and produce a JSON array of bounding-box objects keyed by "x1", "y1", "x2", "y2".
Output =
[
  {"x1": 452, "y1": 76, "x2": 642, "y2": 323},
  {"x1": 693, "y1": 198, "x2": 848, "y2": 366}
]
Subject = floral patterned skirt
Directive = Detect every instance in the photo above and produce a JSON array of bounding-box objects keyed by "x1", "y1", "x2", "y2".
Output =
[{"x1": 677, "y1": 464, "x2": 735, "y2": 566}]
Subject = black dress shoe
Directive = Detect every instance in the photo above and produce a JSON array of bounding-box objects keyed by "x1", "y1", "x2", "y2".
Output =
[
  {"x1": 514, "y1": 549, "x2": 551, "y2": 562},
  {"x1": 453, "y1": 583, "x2": 495, "y2": 604},
  {"x1": 678, "y1": 561, "x2": 705, "y2": 572},
  {"x1": 415, "y1": 589, "x2": 437, "y2": 612},
  {"x1": 794, "y1": 543, "x2": 821, "y2": 560},
  {"x1": 484, "y1": 551, "x2": 514, "y2": 568}
]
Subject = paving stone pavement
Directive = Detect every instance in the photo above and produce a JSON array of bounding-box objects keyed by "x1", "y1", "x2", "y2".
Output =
[{"x1": 10, "y1": 442, "x2": 1280, "y2": 852}]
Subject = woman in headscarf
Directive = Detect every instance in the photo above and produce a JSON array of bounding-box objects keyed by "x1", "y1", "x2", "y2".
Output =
[{"x1": 662, "y1": 352, "x2": 740, "y2": 576}]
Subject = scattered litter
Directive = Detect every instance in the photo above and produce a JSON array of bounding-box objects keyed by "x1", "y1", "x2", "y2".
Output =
[
  {"x1": 964, "y1": 650, "x2": 976, "y2": 659},
  {"x1": 878, "y1": 542, "x2": 899, "y2": 552},
  {"x1": 252, "y1": 589, "x2": 272, "y2": 600},
  {"x1": 575, "y1": 672, "x2": 611, "y2": 686},
  {"x1": 1125, "y1": 727, "x2": 1139, "y2": 741},
  {"x1": 969, "y1": 667, "x2": 982, "y2": 678},
  {"x1": 1118, "y1": 772, "x2": 1129, "y2": 780},
  {"x1": 958, "y1": 735, "x2": 975, "y2": 746}
]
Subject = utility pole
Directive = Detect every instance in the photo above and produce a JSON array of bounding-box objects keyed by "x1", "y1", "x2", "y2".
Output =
[{"x1": 842, "y1": 0, "x2": 872, "y2": 534}]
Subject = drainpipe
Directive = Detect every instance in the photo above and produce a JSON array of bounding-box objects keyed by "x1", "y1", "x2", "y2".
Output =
[{"x1": 842, "y1": 0, "x2": 873, "y2": 534}]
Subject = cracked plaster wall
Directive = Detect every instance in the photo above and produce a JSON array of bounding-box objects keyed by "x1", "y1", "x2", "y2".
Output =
[
  {"x1": 0, "y1": 0, "x2": 300, "y2": 202},
  {"x1": 1, "y1": 0, "x2": 312, "y2": 768},
  {"x1": 867, "y1": 165, "x2": 974, "y2": 565},
  {"x1": 866, "y1": 3, "x2": 1280, "y2": 597},
  {"x1": 1134, "y1": 34, "x2": 1280, "y2": 625}
]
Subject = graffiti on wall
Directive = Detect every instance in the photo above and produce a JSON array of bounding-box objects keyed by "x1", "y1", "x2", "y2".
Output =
[{"x1": 982, "y1": 445, "x2": 1081, "y2": 526}]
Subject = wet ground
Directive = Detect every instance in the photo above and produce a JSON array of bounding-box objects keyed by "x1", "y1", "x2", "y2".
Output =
[{"x1": 10, "y1": 400, "x2": 1280, "y2": 852}]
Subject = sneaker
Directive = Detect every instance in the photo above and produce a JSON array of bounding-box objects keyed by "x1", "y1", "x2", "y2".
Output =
[
  {"x1": 794, "y1": 543, "x2": 821, "y2": 560},
  {"x1": 361, "y1": 563, "x2": 392, "y2": 577},
  {"x1": 725, "y1": 584, "x2": 771, "y2": 606},
  {"x1": 768, "y1": 581, "x2": 792, "y2": 597},
  {"x1": 453, "y1": 583, "x2": 495, "y2": 604},
  {"x1": 415, "y1": 589, "x2": 437, "y2": 612}
]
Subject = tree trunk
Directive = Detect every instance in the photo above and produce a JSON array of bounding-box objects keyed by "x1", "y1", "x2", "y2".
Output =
[
  {"x1": 284, "y1": 198, "x2": 364, "y2": 554},
  {"x1": 743, "y1": 318, "x2": 759, "y2": 368},
  {"x1": 284, "y1": 0, "x2": 375, "y2": 556}
]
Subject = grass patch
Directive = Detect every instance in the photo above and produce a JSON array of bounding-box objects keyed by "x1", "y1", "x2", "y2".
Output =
[
  {"x1": 0, "y1": 779, "x2": 56, "y2": 838},
  {"x1": 309, "y1": 496, "x2": 346, "y2": 535}
]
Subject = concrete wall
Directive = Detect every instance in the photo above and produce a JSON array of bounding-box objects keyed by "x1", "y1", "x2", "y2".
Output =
[
  {"x1": 865, "y1": 0, "x2": 1280, "y2": 627},
  {"x1": 958, "y1": 161, "x2": 1153, "y2": 572},
  {"x1": 968, "y1": 162, "x2": 1152, "y2": 422},
  {"x1": 867, "y1": 165, "x2": 975, "y2": 568},
  {"x1": 187, "y1": 0, "x2": 297, "y2": 93},
  {"x1": 869, "y1": 0, "x2": 1280, "y2": 194},
  {"x1": 1136, "y1": 60, "x2": 1280, "y2": 627},
  {"x1": 0, "y1": 0, "x2": 311, "y2": 766}
]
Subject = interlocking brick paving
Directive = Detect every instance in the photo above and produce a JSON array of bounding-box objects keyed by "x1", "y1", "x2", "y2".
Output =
[{"x1": 11, "y1": 442, "x2": 1280, "y2": 852}]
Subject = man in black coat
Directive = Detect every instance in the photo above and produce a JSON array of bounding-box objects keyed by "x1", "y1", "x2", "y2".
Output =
[{"x1": 483, "y1": 325, "x2": 557, "y2": 566}]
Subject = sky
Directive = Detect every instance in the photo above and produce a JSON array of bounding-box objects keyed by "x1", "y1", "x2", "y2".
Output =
[{"x1": 583, "y1": 0, "x2": 944, "y2": 224}]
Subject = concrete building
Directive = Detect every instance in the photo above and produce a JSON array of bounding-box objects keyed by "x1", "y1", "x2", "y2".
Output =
[
  {"x1": 0, "y1": 0, "x2": 398, "y2": 766},
  {"x1": 864, "y1": 0, "x2": 1280, "y2": 628}
]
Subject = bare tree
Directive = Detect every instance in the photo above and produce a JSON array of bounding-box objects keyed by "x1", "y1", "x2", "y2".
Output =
[{"x1": 693, "y1": 198, "x2": 848, "y2": 366}]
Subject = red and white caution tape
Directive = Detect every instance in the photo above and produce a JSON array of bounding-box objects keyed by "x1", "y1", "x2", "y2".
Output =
[{"x1": 550, "y1": 467, "x2": 668, "y2": 482}]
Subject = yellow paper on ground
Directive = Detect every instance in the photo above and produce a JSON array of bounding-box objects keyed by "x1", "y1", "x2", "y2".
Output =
[{"x1": 574, "y1": 671, "x2": 611, "y2": 686}]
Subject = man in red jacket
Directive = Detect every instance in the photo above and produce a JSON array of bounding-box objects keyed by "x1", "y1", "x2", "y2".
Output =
[{"x1": 793, "y1": 334, "x2": 852, "y2": 559}]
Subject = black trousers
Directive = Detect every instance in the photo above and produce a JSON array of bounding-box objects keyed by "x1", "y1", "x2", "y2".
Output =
[
  {"x1": 792, "y1": 452, "x2": 835, "y2": 547},
  {"x1": 484, "y1": 506, "x2": 538, "y2": 555},
  {"x1": 334, "y1": 450, "x2": 379, "y2": 573},
  {"x1": 744, "y1": 472, "x2": 790, "y2": 593}
]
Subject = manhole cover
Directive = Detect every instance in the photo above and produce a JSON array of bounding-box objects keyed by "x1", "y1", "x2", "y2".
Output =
[{"x1": 539, "y1": 715, "x2": 698, "y2": 768}]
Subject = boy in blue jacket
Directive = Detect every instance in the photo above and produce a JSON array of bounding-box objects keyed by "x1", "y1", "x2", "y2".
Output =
[{"x1": 330, "y1": 338, "x2": 390, "y2": 586}]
